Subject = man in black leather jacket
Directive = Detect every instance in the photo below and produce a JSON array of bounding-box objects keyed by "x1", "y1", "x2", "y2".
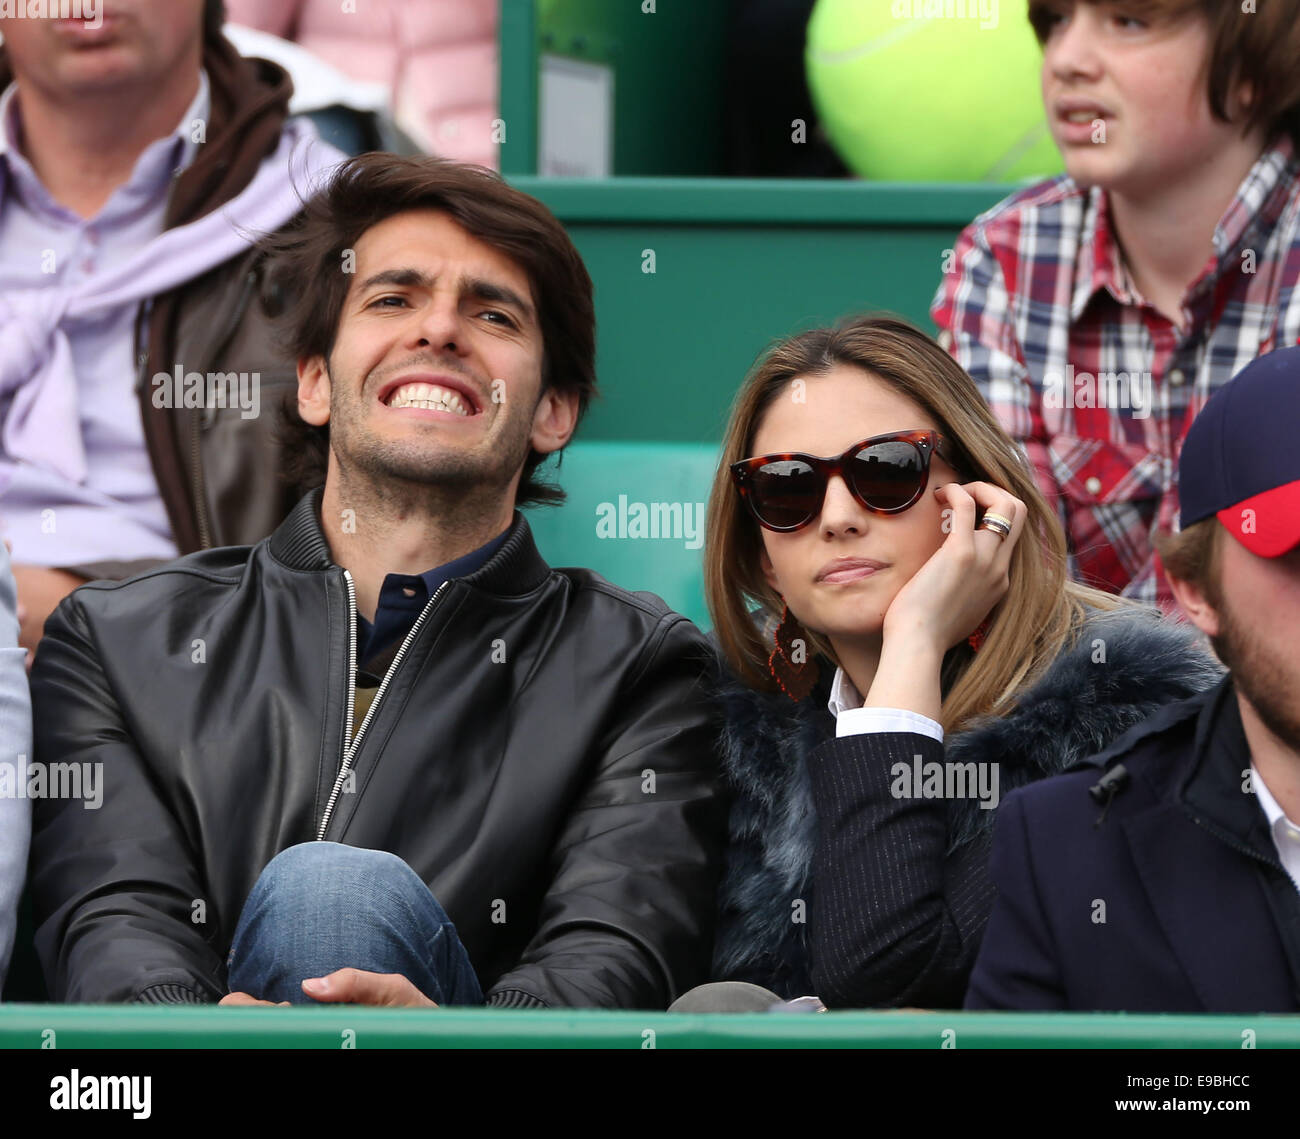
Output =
[{"x1": 27, "y1": 153, "x2": 726, "y2": 1011}]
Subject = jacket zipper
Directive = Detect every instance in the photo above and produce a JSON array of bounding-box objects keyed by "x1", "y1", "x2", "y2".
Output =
[
  {"x1": 189, "y1": 265, "x2": 260, "y2": 550},
  {"x1": 316, "y1": 571, "x2": 451, "y2": 840},
  {"x1": 189, "y1": 418, "x2": 212, "y2": 550},
  {"x1": 134, "y1": 348, "x2": 151, "y2": 405},
  {"x1": 1185, "y1": 807, "x2": 1284, "y2": 875}
]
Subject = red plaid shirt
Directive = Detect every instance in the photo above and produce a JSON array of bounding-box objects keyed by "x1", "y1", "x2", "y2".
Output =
[{"x1": 932, "y1": 137, "x2": 1300, "y2": 608}]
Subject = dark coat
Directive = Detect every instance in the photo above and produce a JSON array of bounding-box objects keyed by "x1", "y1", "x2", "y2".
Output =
[
  {"x1": 713, "y1": 607, "x2": 1224, "y2": 1004},
  {"x1": 968, "y1": 677, "x2": 1300, "y2": 1012}
]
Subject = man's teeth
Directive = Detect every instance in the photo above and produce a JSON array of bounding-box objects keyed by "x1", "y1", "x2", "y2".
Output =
[
  {"x1": 1065, "y1": 110, "x2": 1100, "y2": 123},
  {"x1": 386, "y1": 383, "x2": 471, "y2": 415}
]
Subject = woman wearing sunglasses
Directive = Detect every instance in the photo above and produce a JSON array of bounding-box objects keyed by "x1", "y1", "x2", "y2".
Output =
[{"x1": 691, "y1": 315, "x2": 1220, "y2": 1011}]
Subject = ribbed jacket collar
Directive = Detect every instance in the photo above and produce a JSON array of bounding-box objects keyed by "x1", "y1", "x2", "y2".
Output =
[{"x1": 268, "y1": 488, "x2": 553, "y2": 595}]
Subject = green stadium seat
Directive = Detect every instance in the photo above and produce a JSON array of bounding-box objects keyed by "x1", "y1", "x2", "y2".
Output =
[{"x1": 523, "y1": 440, "x2": 719, "y2": 630}]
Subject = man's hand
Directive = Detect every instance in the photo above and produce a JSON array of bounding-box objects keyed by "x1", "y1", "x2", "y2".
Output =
[
  {"x1": 301, "y1": 968, "x2": 439, "y2": 1007},
  {"x1": 12, "y1": 564, "x2": 88, "y2": 665},
  {"x1": 219, "y1": 992, "x2": 291, "y2": 1007},
  {"x1": 219, "y1": 969, "x2": 440, "y2": 1007}
]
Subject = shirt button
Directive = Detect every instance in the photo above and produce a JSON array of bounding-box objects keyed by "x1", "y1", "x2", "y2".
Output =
[
  {"x1": 1085, "y1": 476, "x2": 1103, "y2": 495},
  {"x1": 1168, "y1": 368, "x2": 1186, "y2": 386}
]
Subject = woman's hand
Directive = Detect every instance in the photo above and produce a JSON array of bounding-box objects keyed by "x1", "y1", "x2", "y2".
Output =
[
  {"x1": 881, "y1": 481, "x2": 1027, "y2": 658},
  {"x1": 859, "y1": 482, "x2": 1025, "y2": 722}
]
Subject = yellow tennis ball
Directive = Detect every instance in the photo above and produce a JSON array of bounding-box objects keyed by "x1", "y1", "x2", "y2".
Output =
[{"x1": 806, "y1": 0, "x2": 1064, "y2": 182}]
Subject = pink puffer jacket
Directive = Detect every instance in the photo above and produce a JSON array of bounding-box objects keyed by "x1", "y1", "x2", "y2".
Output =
[{"x1": 226, "y1": 0, "x2": 499, "y2": 168}]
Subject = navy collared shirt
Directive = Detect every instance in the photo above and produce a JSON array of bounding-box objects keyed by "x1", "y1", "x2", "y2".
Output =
[{"x1": 356, "y1": 525, "x2": 512, "y2": 666}]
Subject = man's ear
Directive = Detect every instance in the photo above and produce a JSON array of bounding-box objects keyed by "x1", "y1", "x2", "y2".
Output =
[
  {"x1": 297, "y1": 355, "x2": 331, "y2": 427},
  {"x1": 1167, "y1": 570, "x2": 1222, "y2": 641},
  {"x1": 1234, "y1": 74, "x2": 1257, "y2": 116},
  {"x1": 529, "y1": 385, "x2": 580, "y2": 456}
]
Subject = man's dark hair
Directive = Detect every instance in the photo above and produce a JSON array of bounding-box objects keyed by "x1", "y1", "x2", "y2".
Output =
[
  {"x1": 265, "y1": 153, "x2": 597, "y2": 508},
  {"x1": 204, "y1": 0, "x2": 224, "y2": 42}
]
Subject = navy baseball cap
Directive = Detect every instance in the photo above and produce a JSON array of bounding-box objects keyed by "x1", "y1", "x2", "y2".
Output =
[{"x1": 1178, "y1": 346, "x2": 1300, "y2": 557}]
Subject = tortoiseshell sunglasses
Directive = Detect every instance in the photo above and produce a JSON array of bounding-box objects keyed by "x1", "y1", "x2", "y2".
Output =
[{"x1": 730, "y1": 429, "x2": 956, "y2": 533}]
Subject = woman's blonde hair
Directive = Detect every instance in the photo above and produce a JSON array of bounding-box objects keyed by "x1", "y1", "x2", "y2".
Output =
[{"x1": 704, "y1": 314, "x2": 1124, "y2": 735}]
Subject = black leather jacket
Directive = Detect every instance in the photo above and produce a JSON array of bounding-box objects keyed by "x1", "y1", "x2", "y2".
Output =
[{"x1": 29, "y1": 491, "x2": 726, "y2": 1009}]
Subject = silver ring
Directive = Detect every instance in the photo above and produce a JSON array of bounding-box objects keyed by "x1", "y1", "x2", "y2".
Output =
[{"x1": 978, "y1": 515, "x2": 1012, "y2": 540}]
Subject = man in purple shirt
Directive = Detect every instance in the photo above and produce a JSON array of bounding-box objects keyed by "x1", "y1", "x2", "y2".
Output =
[{"x1": 0, "y1": 0, "x2": 342, "y2": 658}]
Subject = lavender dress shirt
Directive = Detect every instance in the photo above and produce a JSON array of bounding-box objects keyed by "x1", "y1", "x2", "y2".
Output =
[{"x1": 0, "y1": 73, "x2": 210, "y2": 566}]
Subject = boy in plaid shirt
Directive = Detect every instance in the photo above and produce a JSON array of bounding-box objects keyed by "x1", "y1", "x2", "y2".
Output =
[{"x1": 932, "y1": 1, "x2": 1300, "y2": 609}]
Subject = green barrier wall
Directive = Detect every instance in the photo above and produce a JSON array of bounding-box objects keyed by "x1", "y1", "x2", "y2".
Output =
[
  {"x1": 506, "y1": 177, "x2": 1012, "y2": 443},
  {"x1": 0, "y1": 1005, "x2": 1293, "y2": 1049}
]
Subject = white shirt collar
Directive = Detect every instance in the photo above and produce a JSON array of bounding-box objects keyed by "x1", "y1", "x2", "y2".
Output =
[
  {"x1": 827, "y1": 666, "x2": 863, "y2": 718},
  {"x1": 1252, "y1": 763, "x2": 1295, "y2": 833}
]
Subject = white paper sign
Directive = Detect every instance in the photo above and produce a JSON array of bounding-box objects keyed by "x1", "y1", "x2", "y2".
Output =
[{"x1": 539, "y1": 54, "x2": 614, "y2": 178}]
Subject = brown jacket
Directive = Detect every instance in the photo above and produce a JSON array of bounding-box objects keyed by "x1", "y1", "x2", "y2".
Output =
[{"x1": 1, "y1": 34, "x2": 308, "y2": 581}]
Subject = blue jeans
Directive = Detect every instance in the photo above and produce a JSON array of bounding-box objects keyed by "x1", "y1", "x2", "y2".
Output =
[{"x1": 226, "y1": 842, "x2": 484, "y2": 1006}]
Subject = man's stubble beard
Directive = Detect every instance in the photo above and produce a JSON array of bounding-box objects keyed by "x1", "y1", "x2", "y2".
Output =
[
  {"x1": 1215, "y1": 594, "x2": 1300, "y2": 754},
  {"x1": 326, "y1": 362, "x2": 538, "y2": 513}
]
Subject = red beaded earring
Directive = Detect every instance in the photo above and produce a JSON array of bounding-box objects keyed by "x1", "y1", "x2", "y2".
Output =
[
  {"x1": 768, "y1": 602, "x2": 818, "y2": 701},
  {"x1": 967, "y1": 618, "x2": 993, "y2": 653}
]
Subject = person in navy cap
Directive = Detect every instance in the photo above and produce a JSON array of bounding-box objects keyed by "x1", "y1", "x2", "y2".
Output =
[{"x1": 966, "y1": 347, "x2": 1300, "y2": 1012}]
